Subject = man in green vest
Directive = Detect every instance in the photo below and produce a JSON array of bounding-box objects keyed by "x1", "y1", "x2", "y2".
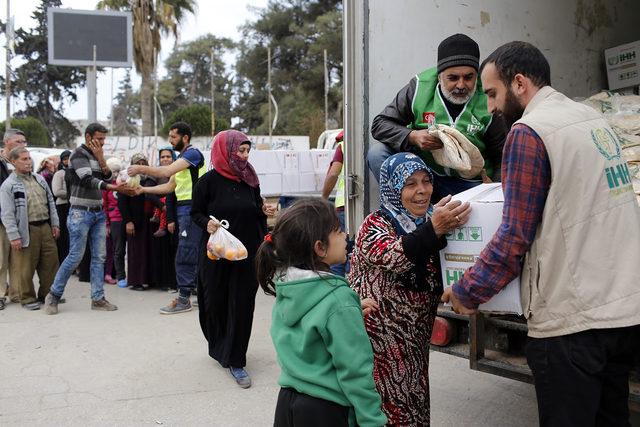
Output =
[
  {"x1": 321, "y1": 130, "x2": 348, "y2": 276},
  {"x1": 369, "y1": 33, "x2": 506, "y2": 201},
  {"x1": 128, "y1": 122, "x2": 206, "y2": 314}
]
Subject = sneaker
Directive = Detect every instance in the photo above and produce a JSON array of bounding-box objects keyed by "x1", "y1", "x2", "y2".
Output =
[
  {"x1": 44, "y1": 293, "x2": 59, "y2": 315},
  {"x1": 0, "y1": 297, "x2": 5, "y2": 310},
  {"x1": 159, "y1": 298, "x2": 192, "y2": 315},
  {"x1": 104, "y1": 275, "x2": 117, "y2": 285},
  {"x1": 130, "y1": 285, "x2": 145, "y2": 291},
  {"x1": 117, "y1": 279, "x2": 128, "y2": 288},
  {"x1": 38, "y1": 297, "x2": 65, "y2": 304},
  {"x1": 229, "y1": 367, "x2": 251, "y2": 389},
  {"x1": 23, "y1": 302, "x2": 41, "y2": 310},
  {"x1": 153, "y1": 228, "x2": 167, "y2": 238},
  {"x1": 91, "y1": 298, "x2": 118, "y2": 311}
]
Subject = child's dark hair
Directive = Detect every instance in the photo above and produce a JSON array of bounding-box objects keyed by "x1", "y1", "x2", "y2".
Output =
[{"x1": 256, "y1": 198, "x2": 340, "y2": 296}]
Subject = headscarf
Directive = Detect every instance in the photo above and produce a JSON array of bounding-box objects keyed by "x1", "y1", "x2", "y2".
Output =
[
  {"x1": 211, "y1": 130, "x2": 259, "y2": 188},
  {"x1": 158, "y1": 146, "x2": 177, "y2": 165},
  {"x1": 59, "y1": 150, "x2": 71, "y2": 170},
  {"x1": 379, "y1": 152, "x2": 434, "y2": 235},
  {"x1": 130, "y1": 152, "x2": 148, "y2": 166},
  {"x1": 106, "y1": 157, "x2": 122, "y2": 174}
]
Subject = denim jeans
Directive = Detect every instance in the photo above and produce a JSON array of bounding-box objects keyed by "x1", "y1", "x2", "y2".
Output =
[
  {"x1": 367, "y1": 141, "x2": 482, "y2": 202},
  {"x1": 175, "y1": 204, "x2": 202, "y2": 298},
  {"x1": 50, "y1": 208, "x2": 107, "y2": 301}
]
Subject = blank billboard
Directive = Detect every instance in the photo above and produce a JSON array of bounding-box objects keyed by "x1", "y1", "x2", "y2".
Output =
[{"x1": 47, "y1": 8, "x2": 132, "y2": 67}]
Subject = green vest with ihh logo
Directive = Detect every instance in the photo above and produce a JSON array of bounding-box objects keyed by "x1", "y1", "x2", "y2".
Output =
[{"x1": 410, "y1": 67, "x2": 494, "y2": 179}]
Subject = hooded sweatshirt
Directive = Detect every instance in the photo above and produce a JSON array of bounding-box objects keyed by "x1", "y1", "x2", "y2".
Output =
[{"x1": 271, "y1": 267, "x2": 387, "y2": 427}]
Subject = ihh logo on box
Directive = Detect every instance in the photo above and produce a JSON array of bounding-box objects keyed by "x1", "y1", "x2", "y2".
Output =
[{"x1": 446, "y1": 226, "x2": 483, "y2": 242}]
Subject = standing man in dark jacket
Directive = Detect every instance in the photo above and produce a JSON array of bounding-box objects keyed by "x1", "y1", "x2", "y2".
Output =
[
  {"x1": 369, "y1": 33, "x2": 506, "y2": 201},
  {"x1": 44, "y1": 123, "x2": 135, "y2": 315},
  {"x1": 0, "y1": 128, "x2": 28, "y2": 309}
]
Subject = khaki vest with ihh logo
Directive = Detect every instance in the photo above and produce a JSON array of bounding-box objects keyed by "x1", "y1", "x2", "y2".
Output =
[{"x1": 516, "y1": 86, "x2": 640, "y2": 338}]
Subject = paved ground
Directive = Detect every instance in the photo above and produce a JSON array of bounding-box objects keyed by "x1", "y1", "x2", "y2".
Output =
[{"x1": 0, "y1": 277, "x2": 541, "y2": 426}]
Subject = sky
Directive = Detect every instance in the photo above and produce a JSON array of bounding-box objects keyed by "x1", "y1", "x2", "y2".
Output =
[{"x1": 0, "y1": 0, "x2": 269, "y2": 121}]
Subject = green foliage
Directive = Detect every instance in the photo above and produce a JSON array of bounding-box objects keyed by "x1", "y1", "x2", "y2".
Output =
[
  {"x1": 233, "y1": 0, "x2": 343, "y2": 139},
  {"x1": 0, "y1": 117, "x2": 50, "y2": 147},
  {"x1": 5, "y1": 0, "x2": 84, "y2": 146},
  {"x1": 161, "y1": 104, "x2": 229, "y2": 137},
  {"x1": 158, "y1": 34, "x2": 236, "y2": 132},
  {"x1": 111, "y1": 70, "x2": 140, "y2": 135},
  {"x1": 98, "y1": 0, "x2": 196, "y2": 135}
]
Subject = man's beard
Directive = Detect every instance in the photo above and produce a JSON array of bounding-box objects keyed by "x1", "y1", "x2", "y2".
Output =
[
  {"x1": 174, "y1": 140, "x2": 185, "y2": 151},
  {"x1": 440, "y1": 78, "x2": 476, "y2": 105},
  {"x1": 500, "y1": 88, "x2": 526, "y2": 128}
]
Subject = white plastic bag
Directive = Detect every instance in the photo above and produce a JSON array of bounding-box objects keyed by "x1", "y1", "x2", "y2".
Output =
[
  {"x1": 206, "y1": 216, "x2": 248, "y2": 261},
  {"x1": 116, "y1": 170, "x2": 141, "y2": 188}
]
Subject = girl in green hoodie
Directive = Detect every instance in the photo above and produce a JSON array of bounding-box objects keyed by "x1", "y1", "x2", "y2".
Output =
[{"x1": 256, "y1": 198, "x2": 387, "y2": 427}]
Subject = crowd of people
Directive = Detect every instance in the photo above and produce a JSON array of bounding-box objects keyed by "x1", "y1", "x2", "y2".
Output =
[
  {"x1": 0, "y1": 35, "x2": 639, "y2": 427},
  {"x1": 0, "y1": 124, "x2": 184, "y2": 313}
]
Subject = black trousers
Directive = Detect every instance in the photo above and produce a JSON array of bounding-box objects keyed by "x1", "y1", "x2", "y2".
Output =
[
  {"x1": 525, "y1": 325, "x2": 640, "y2": 427},
  {"x1": 109, "y1": 221, "x2": 126, "y2": 280},
  {"x1": 274, "y1": 388, "x2": 350, "y2": 427}
]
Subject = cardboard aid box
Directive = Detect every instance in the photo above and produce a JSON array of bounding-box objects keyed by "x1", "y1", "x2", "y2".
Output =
[
  {"x1": 440, "y1": 183, "x2": 523, "y2": 314},
  {"x1": 605, "y1": 40, "x2": 640, "y2": 90}
]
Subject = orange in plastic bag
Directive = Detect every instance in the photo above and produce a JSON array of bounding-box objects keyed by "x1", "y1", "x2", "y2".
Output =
[{"x1": 206, "y1": 216, "x2": 248, "y2": 262}]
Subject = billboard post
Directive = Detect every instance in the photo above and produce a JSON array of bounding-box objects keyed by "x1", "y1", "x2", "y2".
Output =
[{"x1": 47, "y1": 8, "x2": 132, "y2": 122}]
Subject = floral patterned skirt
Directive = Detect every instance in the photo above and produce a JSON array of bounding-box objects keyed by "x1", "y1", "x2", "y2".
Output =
[{"x1": 358, "y1": 285, "x2": 440, "y2": 426}]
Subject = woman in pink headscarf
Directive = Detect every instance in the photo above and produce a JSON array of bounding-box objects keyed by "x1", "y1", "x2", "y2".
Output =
[{"x1": 191, "y1": 130, "x2": 275, "y2": 388}]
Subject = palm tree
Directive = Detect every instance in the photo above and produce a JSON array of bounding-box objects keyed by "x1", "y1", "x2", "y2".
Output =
[{"x1": 97, "y1": 0, "x2": 196, "y2": 135}]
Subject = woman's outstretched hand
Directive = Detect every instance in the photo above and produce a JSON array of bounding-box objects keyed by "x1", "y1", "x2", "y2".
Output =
[
  {"x1": 431, "y1": 195, "x2": 472, "y2": 237},
  {"x1": 361, "y1": 297, "x2": 380, "y2": 317},
  {"x1": 262, "y1": 203, "x2": 277, "y2": 217}
]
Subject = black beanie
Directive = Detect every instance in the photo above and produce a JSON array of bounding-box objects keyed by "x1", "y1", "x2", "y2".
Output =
[{"x1": 437, "y1": 34, "x2": 480, "y2": 74}]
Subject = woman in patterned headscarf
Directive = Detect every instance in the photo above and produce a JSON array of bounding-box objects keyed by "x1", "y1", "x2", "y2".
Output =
[
  {"x1": 190, "y1": 130, "x2": 276, "y2": 388},
  {"x1": 348, "y1": 152, "x2": 471, "y2": 426}
]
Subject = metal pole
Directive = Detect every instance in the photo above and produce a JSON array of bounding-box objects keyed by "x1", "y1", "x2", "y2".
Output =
[
  {"x1": 153, "y1": 47, "x2": 157, "y2": 145},
  {"x1": 110, "y1": 68, "x2": 114, "y2": 133},
  {"x1": 324, "y1": 48, "x2": 328, "y2": 131},
  {"x1": 210, "y1": 49, "x2": 215, "y2": 136},
  {"x1": 87, "y1": 45, "x2": 97, "y2": 122},
  {"x1": 268, "y1": 47, "x2": 272, "y2": 145},
  {"x1": 5, "y1": 0, "x2": 11, "y2": 128}
]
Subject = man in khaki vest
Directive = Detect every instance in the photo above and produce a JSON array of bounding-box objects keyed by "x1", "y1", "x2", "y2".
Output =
[{"x1": 442, "y1": 41, "x2": 640, "y2": 426}]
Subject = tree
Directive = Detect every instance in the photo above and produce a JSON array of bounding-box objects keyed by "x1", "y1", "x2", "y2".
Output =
[
  {"x1": 233, "y1": 0, "x2": 343, "y2": 143},
  {"x1": 111, "y1": 70, "x2": 140, "y2": 135},
  {"x1": 3, "y1": 0, "x2": 86, "y2": 146},
  {"x1": 0, "y1": 117, "x2": 49, "y2": 147},
  {"x1": 161, "y1": 104, "x2": 229, "y2": 136},
  {"x1": 157, "y1": 34, "x2": 235, "y2": 132},
  {"x1": 97, "y1": 0, "x2": 196, "y2": 136}
]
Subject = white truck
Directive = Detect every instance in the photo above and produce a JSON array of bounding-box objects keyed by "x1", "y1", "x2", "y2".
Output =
[{"x1": 342, "y1": 0, "x2": 640, "y2": 415}]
